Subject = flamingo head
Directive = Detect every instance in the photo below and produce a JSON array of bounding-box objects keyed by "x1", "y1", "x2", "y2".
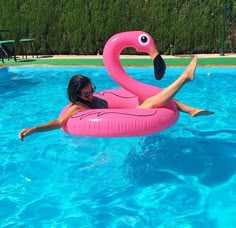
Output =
[{"x1": 104, "y1": 31, "x2": 166, "y2": 80}]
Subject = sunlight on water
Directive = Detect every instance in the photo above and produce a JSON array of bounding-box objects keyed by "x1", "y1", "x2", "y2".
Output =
[{"x1": 0, "y1": 66, "x2": 235, "y2": 227}]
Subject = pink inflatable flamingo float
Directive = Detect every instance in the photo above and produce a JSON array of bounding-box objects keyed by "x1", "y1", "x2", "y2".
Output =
[{"x1": 61, "y1": 31, "x2": 179, "y2": 137}]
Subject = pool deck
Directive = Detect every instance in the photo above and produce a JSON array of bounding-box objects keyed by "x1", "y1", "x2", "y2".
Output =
[{"x1": 0, "y1": 53, "x2": 236, "y2": 67}]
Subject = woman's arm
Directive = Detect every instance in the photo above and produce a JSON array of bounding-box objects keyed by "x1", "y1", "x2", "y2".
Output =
[
  {"x1": 18, "y1": 104, "x2": 86, "y2": 141},
  {"x1": 18, "y1": 119, "x2": 62, "y2": 141}
]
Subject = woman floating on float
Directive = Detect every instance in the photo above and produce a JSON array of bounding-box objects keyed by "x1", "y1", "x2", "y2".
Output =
[{"x1": 19, "y1": 31, "x2": 213, "y2": 141}]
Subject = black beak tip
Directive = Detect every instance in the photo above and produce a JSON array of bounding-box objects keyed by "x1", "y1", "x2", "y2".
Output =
[{"x1": 154, "y1": 54, "x2": 166, "y2": 80}]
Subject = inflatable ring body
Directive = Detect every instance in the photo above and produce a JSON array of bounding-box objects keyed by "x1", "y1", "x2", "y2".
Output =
[
  {"x1": 61, "y1": 87, "x2": 179, "y2": 137},
  {"x1": 60, "y1": 31, "x2": 179, "y2": 137}
]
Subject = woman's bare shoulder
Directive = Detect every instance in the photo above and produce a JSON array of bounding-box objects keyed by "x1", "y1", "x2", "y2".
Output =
[
  {"x1": 59, "y1": 103, "x2": 89, "y2": 123},
  {"x1": 66, "y1": 103, "x2": 88, "y2": 112}
]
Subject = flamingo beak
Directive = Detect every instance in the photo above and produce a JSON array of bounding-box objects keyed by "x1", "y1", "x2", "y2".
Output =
[{"x1": 154, "y1": 54, "x2": 166, "y2": 80}]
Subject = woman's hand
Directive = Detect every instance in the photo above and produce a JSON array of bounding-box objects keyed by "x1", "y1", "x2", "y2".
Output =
[{"x1": 19, "y1": 127, "x2": 36, "y2": 141}]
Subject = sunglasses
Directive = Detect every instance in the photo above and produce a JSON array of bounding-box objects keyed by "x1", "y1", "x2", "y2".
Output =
[{"x1": 81, "y1": 85, "x2": 96, "y2": 98}]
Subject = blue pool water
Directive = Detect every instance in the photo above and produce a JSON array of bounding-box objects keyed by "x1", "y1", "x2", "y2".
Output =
[{"x1": 0, "y1": 66, "x2": 236, "y2": 227}]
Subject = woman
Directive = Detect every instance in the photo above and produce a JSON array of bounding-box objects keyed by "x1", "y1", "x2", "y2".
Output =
[{"x1": 19, "y1": 56, "x2": 213, "y2": 141}]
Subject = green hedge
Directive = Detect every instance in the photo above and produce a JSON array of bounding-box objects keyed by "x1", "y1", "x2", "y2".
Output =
[{"x1": 0, "y1": 0, "x2": 234, "y2": 55}]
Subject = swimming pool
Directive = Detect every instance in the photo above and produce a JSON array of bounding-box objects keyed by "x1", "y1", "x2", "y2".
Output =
[{"x1": 0, "y1": 66, "x2": 236, "y2": 227}]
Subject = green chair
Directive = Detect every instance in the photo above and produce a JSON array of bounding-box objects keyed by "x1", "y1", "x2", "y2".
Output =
[
  {"x1": 19, "y1": 38, "x2": 38, "y2": 59},
  {"x1": 0, "y1": 40, "x2": 17, "y2": 63}
]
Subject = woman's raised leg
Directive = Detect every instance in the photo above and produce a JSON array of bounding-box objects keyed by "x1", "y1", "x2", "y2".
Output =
[{"x1": 138, "y1": 56, "x2": 198, "y2": 109}]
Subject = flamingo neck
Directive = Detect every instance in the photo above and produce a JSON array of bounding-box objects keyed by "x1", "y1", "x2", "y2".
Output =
[{"x1": 103, "y1": 45, "x2": 147, "y2": 99}]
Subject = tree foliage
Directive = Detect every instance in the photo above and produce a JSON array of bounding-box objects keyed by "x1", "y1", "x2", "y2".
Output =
[{"x1": 0, "y1": 0, "x2": 234, "y2": 55}]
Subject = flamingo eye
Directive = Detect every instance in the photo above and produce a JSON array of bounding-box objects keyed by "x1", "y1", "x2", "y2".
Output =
[{"x1": 138, "y1": 34, "x2": 150, "y2": 46}]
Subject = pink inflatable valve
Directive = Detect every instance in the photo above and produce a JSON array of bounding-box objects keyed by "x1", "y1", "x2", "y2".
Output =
[{"x1": 60, "y1": 31, "x2": 179, "y2": 137}]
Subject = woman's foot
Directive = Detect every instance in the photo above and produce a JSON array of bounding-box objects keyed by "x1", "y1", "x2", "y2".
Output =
[
  {"x1": 190, "y1": 108, "x2": 214, "y2": 117},
  {"x1": 182, "y1": 55, "x2": 198, "y2": 82},
  {"x1": 174, "y1": 100, "x2": 214, "y2": 117}
]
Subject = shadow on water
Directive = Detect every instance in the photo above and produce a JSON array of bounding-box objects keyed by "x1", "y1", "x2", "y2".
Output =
[
  {"x1": 122, "y1": 133, "x2": 236, "y2": 187},
  {"x1": 0, "y1": 71, "x2": 41, "y2": 97},
  {"x1": 0, "y1": 77, "x2": 40, "y2": 95}
]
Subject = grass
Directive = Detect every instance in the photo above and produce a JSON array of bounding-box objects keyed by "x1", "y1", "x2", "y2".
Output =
[{"x1": 0, "y1": 56, "x2": 236, "y2": 66}]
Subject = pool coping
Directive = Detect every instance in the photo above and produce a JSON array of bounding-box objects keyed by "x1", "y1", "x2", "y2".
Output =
[{"x1": 1, "y1": 54, "x2": 236, "y2": 67}]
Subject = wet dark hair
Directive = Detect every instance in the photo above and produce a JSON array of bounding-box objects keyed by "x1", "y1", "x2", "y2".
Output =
[{"x1": 67, "y1": 74, "x2": 92, "y2": 103}]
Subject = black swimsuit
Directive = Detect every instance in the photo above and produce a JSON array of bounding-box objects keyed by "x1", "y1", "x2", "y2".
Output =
[{"x1": 89, "y1": 96, "x2": 108, "y2": 109}]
